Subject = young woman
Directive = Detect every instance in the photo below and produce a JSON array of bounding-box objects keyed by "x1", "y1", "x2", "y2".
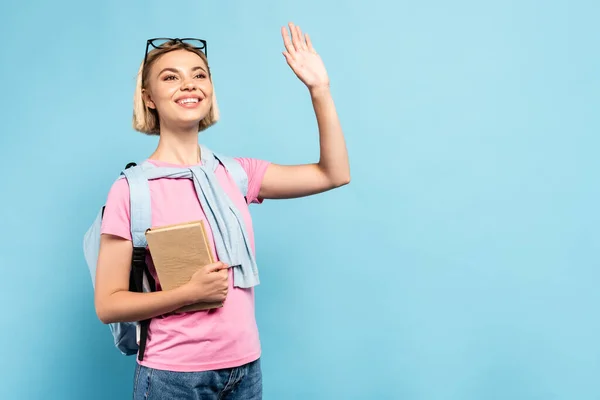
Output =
[{"x1": 94, "y1": 22, "x2": 350, "y2": 399}]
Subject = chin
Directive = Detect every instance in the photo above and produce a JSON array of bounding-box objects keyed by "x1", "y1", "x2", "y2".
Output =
[
  {"x1": 178, "y1": 107, "x2": 210, "y2": 121},
  {"x1": 175, "y1": 115, "x2": 208, "y2": 129},
  {"x1": 174, "y1": 110, "x2": 207, "y2": 123}
]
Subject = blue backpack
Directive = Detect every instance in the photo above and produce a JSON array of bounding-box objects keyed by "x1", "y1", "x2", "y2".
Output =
[{"x1": 83, "y1": 146, "x2": 248, "y2": 360}]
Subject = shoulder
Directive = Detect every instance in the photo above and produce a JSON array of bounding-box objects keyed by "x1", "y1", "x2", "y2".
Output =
[
  {"x1": 101, "y1": 176, "x2": 132, "y2": 240},
  {"x1": 106, "y1": 176, "x2": 130, "y2": 201}
]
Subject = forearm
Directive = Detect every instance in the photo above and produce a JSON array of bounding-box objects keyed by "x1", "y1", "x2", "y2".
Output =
[
  {"x1": 310, "y1": 87, "x2": 350, "y2": 185},
  {"x1": 96, "y1": 286, "x2": 191, "y2": 324}
]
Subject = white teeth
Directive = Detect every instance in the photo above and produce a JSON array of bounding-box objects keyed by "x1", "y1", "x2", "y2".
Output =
[{"x1": 178, "y1": 98, "x2": 199, "y2": 104}]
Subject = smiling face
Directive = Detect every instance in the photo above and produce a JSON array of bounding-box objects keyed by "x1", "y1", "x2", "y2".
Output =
[{"x1": 142, "y1": 49, "x2": 214, "y2": 132}]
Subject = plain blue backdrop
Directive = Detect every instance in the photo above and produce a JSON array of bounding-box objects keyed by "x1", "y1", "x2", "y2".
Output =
[{"x1": 1, "y1": 0, "x2": 599, "y2": 399}]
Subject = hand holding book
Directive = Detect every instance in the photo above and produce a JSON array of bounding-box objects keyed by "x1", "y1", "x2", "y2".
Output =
[
  {"x1": 181, "y1": 261, "x2": 229, "y2": 305},
  {"x1": 145, "y1": 220, "x2": 230, "y2": 312}
]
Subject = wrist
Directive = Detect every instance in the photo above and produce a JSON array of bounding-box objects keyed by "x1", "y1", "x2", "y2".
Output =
[
  {"x1": 174, "y1": 284, "x2": 196, "y2": 306},
  {"x1": 308, "y1": 84, "x2": 331, "y2": 99}
]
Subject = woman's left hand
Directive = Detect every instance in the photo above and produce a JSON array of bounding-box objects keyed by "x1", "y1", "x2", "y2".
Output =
[{"x1": 281, "y1": 22, "x2": 330, "y2": 93}]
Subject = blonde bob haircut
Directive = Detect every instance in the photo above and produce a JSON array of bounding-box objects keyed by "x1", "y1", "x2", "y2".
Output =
[{"x1": 132, "y1": 41, "x2": 219, "y2": 135}]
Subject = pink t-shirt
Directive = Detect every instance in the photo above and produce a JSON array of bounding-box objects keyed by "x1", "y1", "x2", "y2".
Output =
[{"x1": 100, "y1": 157, "x2": 270, "y2": 372}]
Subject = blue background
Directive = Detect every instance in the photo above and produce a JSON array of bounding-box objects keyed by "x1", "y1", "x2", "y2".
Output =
[{"x1": 1, "y1": 0, "x2": 599, "y2": 399}]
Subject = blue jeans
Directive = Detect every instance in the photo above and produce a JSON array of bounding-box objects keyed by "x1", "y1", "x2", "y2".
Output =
[{"x1": 133, "y1": 358, "x2": 262, "y2": 399}]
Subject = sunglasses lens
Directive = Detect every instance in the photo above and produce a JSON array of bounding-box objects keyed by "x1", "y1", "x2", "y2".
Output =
[
  {"x1": 149, "y1": 38, "x2": 174, "y2": 49},
  {"x1": 181, "y1": 39, "x2": 206, "y2": 50}
]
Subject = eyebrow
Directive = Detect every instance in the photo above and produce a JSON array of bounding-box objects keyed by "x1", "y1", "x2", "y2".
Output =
[{"x1": 158, "y1": 66, "x2": 207, "y2": 75}]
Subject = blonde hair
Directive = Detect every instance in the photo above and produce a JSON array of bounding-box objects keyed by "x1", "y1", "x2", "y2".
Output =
[{"x1": 132, "y1": 42, "x2": 219, "y2": 135}]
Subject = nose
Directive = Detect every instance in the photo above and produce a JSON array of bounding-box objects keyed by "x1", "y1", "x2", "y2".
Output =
[{"x1": 181, "y1": 78, "x2": 196, "y2": 91}]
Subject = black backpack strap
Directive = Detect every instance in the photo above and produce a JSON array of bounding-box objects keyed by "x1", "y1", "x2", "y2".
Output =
[{"x1": 130, "y1": 246, "x2": 156, "y2": 361}]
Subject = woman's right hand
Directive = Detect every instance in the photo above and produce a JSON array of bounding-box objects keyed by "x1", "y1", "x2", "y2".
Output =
[{"x1": 183, "y1": 261, "x2": 229, "y2": 304}]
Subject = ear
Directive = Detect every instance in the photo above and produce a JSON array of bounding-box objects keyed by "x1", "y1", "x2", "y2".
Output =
[{"x1": 142, "y1": 88, "x2": 156, "y2": 109}]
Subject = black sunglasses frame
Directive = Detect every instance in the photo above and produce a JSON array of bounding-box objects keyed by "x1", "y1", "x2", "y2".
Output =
[{"x1": 143, "y1": 38, "x2": 208, "y2": 69}]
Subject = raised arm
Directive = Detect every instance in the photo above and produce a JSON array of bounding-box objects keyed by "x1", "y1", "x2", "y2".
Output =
[{"x1": 259, "y1": 23, "x2": 350, "y2": 200}]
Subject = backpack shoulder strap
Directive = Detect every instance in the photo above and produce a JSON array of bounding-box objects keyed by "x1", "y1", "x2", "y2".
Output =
[
  {"x1": 119, "y1": 162, "x2": 156, "y2": 361},
  {"x1": 202, "y1": 145, "x2": 249, "y2": 198},
  {"x1": 120, "y1": 164, "x2": 152, "y2": 249}
]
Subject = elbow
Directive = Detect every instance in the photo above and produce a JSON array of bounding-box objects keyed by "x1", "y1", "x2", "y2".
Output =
[
  {"x1": 96, "y1": 307, "x2": 111, "y2": 325},
  {"x1": 319, "y1": 163, "x2": 351, "y2": 189},
  {"x1": 95, "y1": 301, "x2": 116, "y2": 325},
  {"x1": 341, "y1": 174, "x2": 351, "y2": 186},
  {"x1": 332, "y1": 173, "x2": 351, "y2": 188}
]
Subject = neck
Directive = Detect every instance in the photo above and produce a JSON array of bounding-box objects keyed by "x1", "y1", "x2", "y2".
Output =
[{"x1": 150, "y1": 122, "x2": 201, "y2": 165}]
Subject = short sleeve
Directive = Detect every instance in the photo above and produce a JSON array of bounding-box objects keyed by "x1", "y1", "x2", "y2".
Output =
[
  {"x1": 235, "y1": 158, "x2": 271, "y2": 204},
  {"x1": 100, "y1": 178, "x2": 132, "y2": 241}
]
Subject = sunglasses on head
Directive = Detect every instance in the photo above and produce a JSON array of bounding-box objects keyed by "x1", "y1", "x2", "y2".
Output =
[{"x1": 143, "y1": 38, "x2": 208, "y2": 68}]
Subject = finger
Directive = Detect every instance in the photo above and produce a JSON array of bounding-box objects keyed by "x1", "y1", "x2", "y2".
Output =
[
  {"x1": 305, "y1": 33, "x2": 316, "y2": 53},
  {"x1": 219, "y1": 270, "x2": 228, "y2": 280},
  {"x1": 289, "y1": 22, "x2": 301, "y2": 51},
  {"x1": 281, "y1": 26, "x2": 295, "y2": 55},
  {"x1": 295, "y1": 25, "x2": 307, "y2": 50},
  {"x1": 282, "y1": 51, "x2": 295, "y2": 66},
  {"x1": 206, "y1": 261, "x2": 227, "y2": 272}
]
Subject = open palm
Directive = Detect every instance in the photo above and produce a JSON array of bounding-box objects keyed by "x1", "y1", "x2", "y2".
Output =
[{"x1": 282, "y1": 23, "x2": 330, "y2": 91}]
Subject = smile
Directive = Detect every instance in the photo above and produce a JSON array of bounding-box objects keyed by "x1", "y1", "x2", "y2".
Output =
[{"x1": 176, "y1": 97, "x2": 202, "y2": 108}]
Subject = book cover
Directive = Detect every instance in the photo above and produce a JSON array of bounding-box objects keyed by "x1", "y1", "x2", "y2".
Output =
[{"x1": 145, "y1": 220, "x2": 223, "y2": 312}]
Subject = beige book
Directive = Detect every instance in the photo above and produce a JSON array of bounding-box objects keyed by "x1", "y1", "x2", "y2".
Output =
[{"x1": 145, "y1": 220, "x2": 223, "y2": 312}]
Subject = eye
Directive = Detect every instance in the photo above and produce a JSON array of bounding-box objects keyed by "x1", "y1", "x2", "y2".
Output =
[
  {"x1": 163, "y1": 74, "x2": 177, "y2": 81},
  {"x1": 195, "y1": 73, "x2": 207, "y2": 79}
]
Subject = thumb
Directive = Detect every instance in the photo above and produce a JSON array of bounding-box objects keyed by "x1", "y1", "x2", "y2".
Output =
[{"x1": 205, "y1": 261, "x2": 228, "y2": 273}]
